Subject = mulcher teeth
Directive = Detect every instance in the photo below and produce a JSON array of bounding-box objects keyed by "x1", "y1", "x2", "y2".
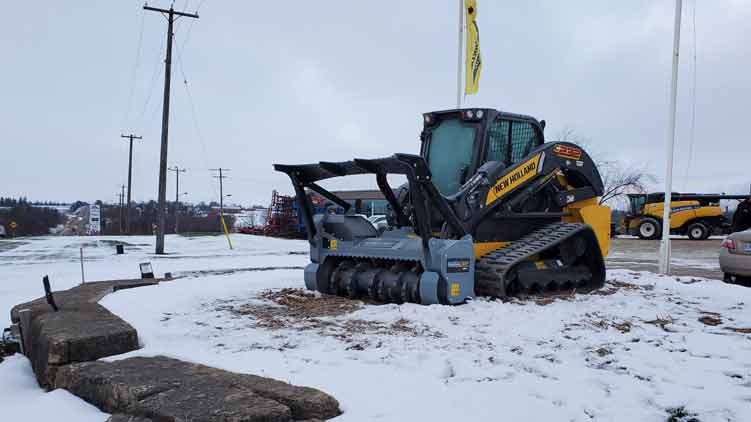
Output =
[{"x1": 324, "y1": 259, "x2": 423, "y2": 304}]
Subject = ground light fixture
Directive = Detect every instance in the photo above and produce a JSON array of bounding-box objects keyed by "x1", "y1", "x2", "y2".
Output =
[{"x1": 140, "y1": 262, "x2": 155, "y2": 279}]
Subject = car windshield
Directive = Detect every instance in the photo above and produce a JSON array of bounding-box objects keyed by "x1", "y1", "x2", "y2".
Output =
[{"x1": 426, "y1": 118, "x2": 476, "y2": 196}]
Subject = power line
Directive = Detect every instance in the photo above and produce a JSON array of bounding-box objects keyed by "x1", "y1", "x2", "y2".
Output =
[
  {"x1": 181, "y1": 0, "x2": 208, "y2": 50},
  {"x1": 682, "y1": 0, "x2": 698, "y2": 191},
  {"x1": 144, "y1": 3, "x2": 199, "y2": 255},
  {"x1": 173, "y1": 34, "x2": 218, "y2": 202},
  {"x1": 137, "y1": 48, "x2": 166, "y2": 127},
  {"x1": 122, "y1": 9, "x2": 146, "y2": 132}
]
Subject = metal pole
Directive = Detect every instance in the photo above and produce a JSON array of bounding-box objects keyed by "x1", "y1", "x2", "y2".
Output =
[
  {"x1": 175, "y1": 168, "x2": 179, "y2": 234},
  {"x1": 80, "y1": 247, "x2": 85, "y2": 284},
  {"x1": 456, "y1": 0, "x2": 463, "y2": 109},
  {"x1": 659, "y1": 0, "x2": 682, "y2": 275}
]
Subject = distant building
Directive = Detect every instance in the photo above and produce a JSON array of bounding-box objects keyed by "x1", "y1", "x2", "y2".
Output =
[
  {"x1": 330, "y1": 190, "x2": 388, "y2": 216},
  {"x1": 209, "y1": 206, "x2": 243, "y2": 215}
]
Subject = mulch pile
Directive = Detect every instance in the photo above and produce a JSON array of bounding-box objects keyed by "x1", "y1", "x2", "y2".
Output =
[{"x1": 220, "y1": 288, "x2": 442, "y2": 347}]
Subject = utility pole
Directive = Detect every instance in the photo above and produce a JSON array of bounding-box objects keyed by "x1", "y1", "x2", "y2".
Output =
[
  {"x1": 119, "y1": 184, "x2": 126, "y2": 234},
  {"x1": 211, "y1": 168, "x2": 233, "y2": 250},
  {"x1": 120, "y1": 133, "x2": 142, "y2": 234},
  {"x1": 168, "y1": 165, "x2": 186, "y2": 234},
  {"x1": 144, "y1": 3, "x2": 199, "y2": 254},
  {"x1": 210, "y1": 168, "x2": 231, "y2": 215},
  {"x1": 659, "y1": 0, "x2": 682, "y2": 275}
]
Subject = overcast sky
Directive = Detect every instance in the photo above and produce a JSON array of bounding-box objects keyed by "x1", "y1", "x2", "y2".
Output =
[{"x1": 1, "y1": 1, "x2": 749, "y2": 206}]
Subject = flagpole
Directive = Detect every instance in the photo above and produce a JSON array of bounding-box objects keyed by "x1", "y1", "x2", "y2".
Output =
[
  {"x1": 456, "y1": 0, "x2": 463, "y2": 109},
  {"x1": 659, "y1": 0, "x2": 683, "y2": 275}
]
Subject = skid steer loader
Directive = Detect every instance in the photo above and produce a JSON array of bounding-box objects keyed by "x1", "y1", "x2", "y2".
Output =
[{"x1": 275, "y1": 108, "x2": 610, "y2": 304}]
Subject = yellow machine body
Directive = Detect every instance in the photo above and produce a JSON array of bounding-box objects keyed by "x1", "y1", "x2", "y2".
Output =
[
  {"x1": 627, "y1": 201, "x2": 722, "y2": 231},
  {"x1": 625, "y1": 194, "x2": 729, "y2": 240},
  {"x1": 475, "y1": 198, "x2": 611, "y2": 259}
]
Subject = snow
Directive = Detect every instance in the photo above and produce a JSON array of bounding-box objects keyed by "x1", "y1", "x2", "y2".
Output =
[
  {"x1": 2, "y1": 234, "x2": 751, "y2": 421},
  {"x1": 0, "y1": 355, "x2": 107, "y2": 421}
]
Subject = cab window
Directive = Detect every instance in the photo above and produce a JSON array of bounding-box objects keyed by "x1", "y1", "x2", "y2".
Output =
[
  {"x1": 485, "y1": 119, "x2": 540, "y2": 166},
  {"x1": 484, "y1": 119, "x2": 509, "y2": 163},
  {"x1": 510, "y1": 122, "x2": 537, "y2": 163},
  {"x1": 426, "y1": 119, "x2": 476, "y2": 195}
]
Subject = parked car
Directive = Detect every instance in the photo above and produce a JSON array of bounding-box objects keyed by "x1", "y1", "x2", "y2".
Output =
[{"x1": 720, "y1": 230, "x2": 751, "y2": 286}]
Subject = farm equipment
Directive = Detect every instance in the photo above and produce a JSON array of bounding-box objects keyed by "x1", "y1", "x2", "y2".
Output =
[
  {"x1": 275, "y1": 108, "x2": 610, "y2": 304},
  {"x1": 625, "y1": 193, "x2": 749, "y2": 240}
]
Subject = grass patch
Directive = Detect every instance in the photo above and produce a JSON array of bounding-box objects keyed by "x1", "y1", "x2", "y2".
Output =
[{"x1": 666, "y1": 406, "x2": 699, "y2": 422}]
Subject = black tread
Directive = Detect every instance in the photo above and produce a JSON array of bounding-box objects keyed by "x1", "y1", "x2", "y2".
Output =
[{"x1": 475, "y1": 222, "x2": 604, "y2": 297}]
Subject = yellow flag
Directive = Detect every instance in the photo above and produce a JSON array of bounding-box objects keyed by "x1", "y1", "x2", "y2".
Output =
[{"x1": 464, "y1": 0, "x2": 482, "y2": 95}]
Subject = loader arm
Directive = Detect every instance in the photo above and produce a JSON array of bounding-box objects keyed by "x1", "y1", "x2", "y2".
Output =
[{"x1": 274, "y1": 154, "x2": 468, "y2": 248}]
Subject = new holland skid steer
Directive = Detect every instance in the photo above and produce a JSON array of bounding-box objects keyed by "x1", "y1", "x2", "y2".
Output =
[{"x1": 275, "y1": 108, "x2": 611, "y2": 304}]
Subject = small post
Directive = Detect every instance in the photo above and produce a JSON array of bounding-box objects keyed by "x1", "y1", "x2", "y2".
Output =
[
  {"x1": 221, "y1": 214, "x2": 234, "y2": 250},
  {"x1": 79, "y1": 247, "x2": 85, "y2": 284},
  {"x1": 42, "y1": 275, "x2": 59, "y2": 312}
]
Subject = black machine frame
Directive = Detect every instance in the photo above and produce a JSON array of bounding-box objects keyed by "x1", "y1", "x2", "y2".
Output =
[{"x1": 274, "y1": 154, "x2": 467, "y2": 254}]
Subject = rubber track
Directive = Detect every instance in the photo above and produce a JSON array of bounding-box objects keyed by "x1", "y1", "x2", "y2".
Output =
[{"x1": 475, "y1": 222, "x2": 598, "y2": 297}]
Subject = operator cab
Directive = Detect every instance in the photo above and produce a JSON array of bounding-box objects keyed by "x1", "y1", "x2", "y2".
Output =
[
  {"x1": 420, "y1": 108, "x2": 545, "y2": 196},
  {"x1": 627, "y1": 194, "x2": 647, "y2": 217}
]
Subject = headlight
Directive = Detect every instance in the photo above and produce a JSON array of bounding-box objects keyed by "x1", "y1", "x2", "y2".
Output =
[
  {"x1": 475, "y1": 109, "x2": 484, "y2": 118},
  {"x1": 464, "y1": 110, "x2": 475, "y2": 119},
  {"x1": 424, "y1": 114, "x2": 432, "y2": 124}
]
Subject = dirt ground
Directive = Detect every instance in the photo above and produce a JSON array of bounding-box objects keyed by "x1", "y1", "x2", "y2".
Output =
[
  {"x1": 608, "y1": 237, "x2": 723, "y2": 279},
  {"x1": 212, "y1": 288, "x2": 443, "y2": 350}
]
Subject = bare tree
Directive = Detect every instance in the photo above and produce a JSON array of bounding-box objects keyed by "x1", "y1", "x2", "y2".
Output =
[
  {"x1": 553, "y1": 128, "x2": 656, "y2": 208},
  {"x1": 597, "y1": 161, "x2": 657, "y2": 207}
]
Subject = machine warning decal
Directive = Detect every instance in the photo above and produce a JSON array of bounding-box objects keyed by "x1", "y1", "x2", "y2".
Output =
[
  {"x1": 553, "y1": 144, "x2": 582, "y2": 160},
  {"x1": 450, "y1": 282, "x2": 460, "y2": 297},
  {"x1": 485, "y1": 153, "x2": 542, "y2": 205},
  {"x1": 329, "y1": 239, "x2": 337, "y2": 250},
  {"x1": 670, "y1": 205, "x2": 700, "y2": 214}
]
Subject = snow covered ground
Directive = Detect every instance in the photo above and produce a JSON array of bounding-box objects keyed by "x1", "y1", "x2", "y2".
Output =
[{"x1": 2, "y1": 235, "x2": 751, "y2": 421}]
